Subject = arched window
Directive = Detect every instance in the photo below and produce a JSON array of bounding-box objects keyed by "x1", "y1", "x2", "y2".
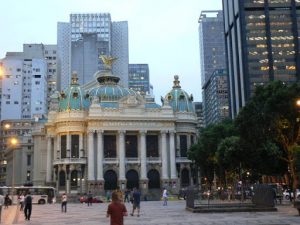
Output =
[
  {"x1": 70, "y1": 170, "x2": 78, "y2": 189},
  {"x1": 104, "y1": 170, "x2": 118, "y2": 190},
  {"x1": 147, "y1": 169, "x2": 160, "y2": 189},
  {"x1": 126, "y1": 170, "x2": 139, "y2": 189},
  {"x1": 181, "y1": 168, "x2": 190, "y2": 187},
  {"x1": 59, "y1": 171, "x2": 66, "y2": 188}
]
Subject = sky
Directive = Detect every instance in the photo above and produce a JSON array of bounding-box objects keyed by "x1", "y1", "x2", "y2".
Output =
[{"x1": 0, "y1": 0, "x2": 222, "y2": 102}]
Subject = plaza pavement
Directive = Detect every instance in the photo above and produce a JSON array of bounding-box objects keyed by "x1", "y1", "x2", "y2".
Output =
[{"x1": 2, "y1": 200, "x2": 300, "y2": 225}]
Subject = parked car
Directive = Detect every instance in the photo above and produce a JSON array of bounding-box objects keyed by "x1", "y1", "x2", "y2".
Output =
[
  {"x1": 283, "y1": 189, "x2": 300, "y2": 200},
  {"x1": 79, "y1": 195, "x2": 104, "y2": 203}
]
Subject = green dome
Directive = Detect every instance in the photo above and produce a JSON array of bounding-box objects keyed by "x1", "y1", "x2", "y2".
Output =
[
  {"x1": 58, "y1": 72, "x2": 90, "y2": 111},
  {"x1": 165, "y1": 75, "x2": 194, "y2": 112},
  {"x1": 88, "y1": 70, "x2": 140, "y2": 102}
]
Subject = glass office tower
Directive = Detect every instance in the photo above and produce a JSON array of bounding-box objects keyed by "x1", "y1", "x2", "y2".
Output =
[{"x1": 223, "y1": 0, "x2": 300, "y2": 117}]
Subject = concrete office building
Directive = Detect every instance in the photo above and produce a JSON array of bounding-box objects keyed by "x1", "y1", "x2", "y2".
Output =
[
  {"x1": 198, "y1": 11, "x2": 227, "y2": 125},
  {"x1": 202, "y1": 69, "x2": 229, "y2": 126},
  {"x1": 223, "y1": 0, "x2": 300, "y2": 117},
  {"x1": 57, "y1": 13, "x2": 129, "y2": 90},
  {"x1": 128, "y1": 64, "x2": 150, "y2": 95}
]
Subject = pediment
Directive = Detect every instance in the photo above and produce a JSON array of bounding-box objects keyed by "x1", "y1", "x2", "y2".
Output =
[{"x1": 119, "y1": 94, "x2": 145, "y2": 108}]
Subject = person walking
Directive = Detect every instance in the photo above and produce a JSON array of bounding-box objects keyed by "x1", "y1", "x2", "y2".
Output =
[
  {"x1": 130, "y1": 188, "x2": 141, "y2": 217},
  {"x1": 24, "y1": 191, "x2": 32, "y2": 221},
  {"x1": 61, "y1": 193, "x2": 67, "y2": 213},
  {"x1": 124, "y1": 189, "x2": 130, "y2": 203},
  {"x1": 162, "y1": 188, "x2": 168, "y2": 206},
  {"x1": 4, "y1": 194, "x2": 10, "y2": 208},
  {"x1": 19, "y1": 192, "x2": 25, "y2": 211},
  {"x1": 0, "y1": 192, "x2": 4, "y2": 223},
  {"x1": 107, "y1": 191, "x2": 128, "y2": 225},
  {"x1": 87, "y1": 191, "x2": 93, "y2": 206}
]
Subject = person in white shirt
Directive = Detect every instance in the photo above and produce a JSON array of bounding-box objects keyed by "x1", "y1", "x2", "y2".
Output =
[
  {"x1": 162, "y1": 188, "x2": 168, "y2": 206},
  {"x1": 19, "y1": 192, "x2": 25, "y2": 211},
  {"x1": 61, "y1": 193, "x2": 67, "y2": 213}
]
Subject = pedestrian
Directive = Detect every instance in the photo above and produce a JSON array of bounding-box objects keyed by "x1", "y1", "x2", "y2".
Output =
[
  {"x1": 115, "y1": 186, "x2": 123, "y2": 203},
  {"x1": 124, "y1": 189, "x2": 130, "y2": 203},
  {"x1": 0, "y1": 192, "x2": 4, "y2": 223},
  {"x1": 24, "y1": 191, "x2": 32, "y2": 221},
  {"x1": 87, "y1": 191, "x2": 93, "y2": 206},
  {"x1": 4, "y1": 194, "x2": 10, "y2": 208},
  {"x1": 130, "y1": 188, "x2": 141, "y2": 217},
  {"x1": 61, "y1": 193, "x2": 67, "y2": 213},
  {"x1": 106, "y1": 190, "x2": 111, "y2": 202},
  {"x1": 19, "y1": 192, "x2": 25, "y2": 211},
  {"x1": 162, "y1": 188, "x2": 168, "y2": 206},
  {"x1": 107, "y1": 191, "x2": 128, "y2": 225}
]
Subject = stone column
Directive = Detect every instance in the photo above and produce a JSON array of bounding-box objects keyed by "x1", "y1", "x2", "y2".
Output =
[
  {"x1": 46, "y1": 136, "x2": 52, "y2": 183},
  {"x1": 176, "y1": 134, "x2": 181, "y2": 157},
  {"x1": 187, "y1": 133, "x2": 192, "y2": 149},
  {"x1": 169, "y1": 131, "x2": 177, "y2": 179},
  {"x1": 140, "y1": 131, "x2": 147, "y2": 179},
  {"x1": 79, "y1": 133, "x2": 83, "y2": 157},
  {"x1": 97, "y1": 130, "x2": 104, "y2": 180},
  {"x1": 161, "y1": 131, "x2": 168, "y2": 180},
  {"x1": 56, "y1": 134, "x2": 61, "y2": 159},
  {"x1": 118, "y1": 131, "x2": 126, "y2": 186},
  {"x1": 88, "y1": 131, "x2": 94, "y2": 182},
  {"x1": 66, "y1": 133, "x2": 71, "y2": 157}
]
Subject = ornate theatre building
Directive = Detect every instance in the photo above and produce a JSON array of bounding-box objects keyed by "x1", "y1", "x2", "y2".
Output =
[{"x1": 34, "y1": 60, "x2": 197, "y2": 195}]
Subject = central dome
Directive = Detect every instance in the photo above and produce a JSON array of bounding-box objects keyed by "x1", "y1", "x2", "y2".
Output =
[{"x1": 88, "y1": 70, "x2": 140, "y2": 102}]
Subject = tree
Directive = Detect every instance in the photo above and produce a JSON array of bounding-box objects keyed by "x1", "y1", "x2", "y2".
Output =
[
  {"x1": 188, "y1": 119, "x2": 236, "y2": 187},
  {"x1": 235, "y1": 81, "x2": 300, "y2": 192}
]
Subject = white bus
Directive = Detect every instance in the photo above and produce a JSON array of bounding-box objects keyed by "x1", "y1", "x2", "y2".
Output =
[{"x1": 0, "y1": 186, "x2": 57, "y2": 204}]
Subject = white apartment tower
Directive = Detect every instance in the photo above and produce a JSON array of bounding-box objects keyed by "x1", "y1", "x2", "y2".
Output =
[
  {"x1": 1, "y1": 44, "x2": 57, "y2": 120},
  {"x1": 57, "y1": 13, "x2": 129, "y2": 90}
]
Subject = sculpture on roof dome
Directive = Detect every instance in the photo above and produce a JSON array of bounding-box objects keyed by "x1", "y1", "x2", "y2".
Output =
[
  {"x1": 99, "y1": 55, "x2": 118, "y2": 69},
  {"x1": 71, "y1": 71, "x2": 79, "y2": 84}
]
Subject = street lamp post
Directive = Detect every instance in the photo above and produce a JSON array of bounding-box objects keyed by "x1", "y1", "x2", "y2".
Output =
[{"x1": 8, "y1": 137, "x2": 18, "y2": 204}]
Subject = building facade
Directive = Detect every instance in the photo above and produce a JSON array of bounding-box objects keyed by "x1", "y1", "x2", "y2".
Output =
[
  {"x1": 57, "y1": 13, "x2": 129, "y2": 90},
  {"x1": 128, "y1": 64, "x2": 150, "y2": 95},
  {"x1": 0, "y1": 120, "x2": 35, "y2": 186},
  {"x1": 33, "y1": 63, "x2": 197, "y2": 195},
  {"x1": 203, "y1": 69, "x2": 229, "y2": 126},
  {"x1": 223, "y1": 0, "x2": 300, "y2": 117}
]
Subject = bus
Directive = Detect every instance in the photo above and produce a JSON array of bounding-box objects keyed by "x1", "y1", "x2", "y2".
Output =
[{"x1": 0, "y1": 186, "x2": 57, "y2": 204}]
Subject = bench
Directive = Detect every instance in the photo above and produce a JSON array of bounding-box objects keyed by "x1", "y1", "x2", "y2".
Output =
[{"x1": 294, "y1": 201, "x2": 300, "y2": 215}]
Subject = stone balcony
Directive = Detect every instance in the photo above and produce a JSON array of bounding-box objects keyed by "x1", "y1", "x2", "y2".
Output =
[{"x1": 53, "y1": 157, "x2": 87, "y2": 165}]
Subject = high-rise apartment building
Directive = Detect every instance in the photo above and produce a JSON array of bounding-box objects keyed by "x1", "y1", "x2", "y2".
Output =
[
  {"x1": 0, "y1": 44, "x2": 56, "y2": 120},
  {"x1": 223, "y1": 0, "x2": 300, "y2": 117},
  {"x1": 57, "y1": 13, "x2": 129, "y2": 90},
  {"x1": 128, "y1": 64, "x2": 150, "y2": 95},
  {"x1": 198, "y1": 10, "x2": 228, "y2": 125},
  {"x1": 202, "y1": 69, "x2": 229, "y2": 126}
]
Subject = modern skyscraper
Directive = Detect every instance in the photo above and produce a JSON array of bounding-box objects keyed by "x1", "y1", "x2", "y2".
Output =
[
  {"x1": 57, "y1": 13, "x2": 129, "y2": 90},
  {"x1": 128, "y1": 64, "x2": 150, "y2": 95},
  {"x1": 198, "y1": 10, "x2": 227, "y2": 125},
  {"x1": 199, "y1": 11, "x2": 226, "y2": 86},
  {"x1": 202, "y1": 69, "x2": 229, "y2": 126},
  {"x1": 223, "y1": 0, "x2": 300, "y2": 117}
]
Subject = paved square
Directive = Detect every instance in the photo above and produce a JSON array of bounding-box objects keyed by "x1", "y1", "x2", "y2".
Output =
[{"x1": 8, "y1": 201, "x2": 300, "y2": 225}]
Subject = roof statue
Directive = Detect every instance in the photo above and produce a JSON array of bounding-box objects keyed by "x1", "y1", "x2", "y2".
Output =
[{"x1": 99, "y1": 55, "x2": 118, "y2": 69}]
